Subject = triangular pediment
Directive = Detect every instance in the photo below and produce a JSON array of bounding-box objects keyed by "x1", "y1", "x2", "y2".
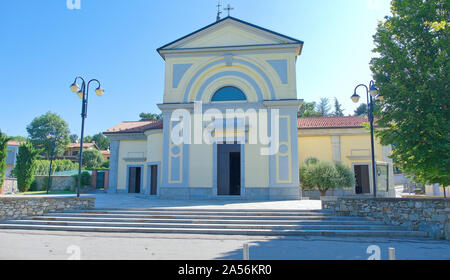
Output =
[{"x1": 158, "y1": 17, "x2": 303, "y2": 55}]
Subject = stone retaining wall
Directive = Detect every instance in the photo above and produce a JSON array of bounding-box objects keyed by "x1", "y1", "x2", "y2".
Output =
[
  {"x1": 322, "y1": 197, "x2": 450, "y2": 240},
  {"x1": 0, "y1": 196, "x2": 95, "y2": 221}
]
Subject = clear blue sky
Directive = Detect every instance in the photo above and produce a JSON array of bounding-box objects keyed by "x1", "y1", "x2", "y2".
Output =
[{"x1": 0, "y1": 0, "x2": 391, "y2": 137}]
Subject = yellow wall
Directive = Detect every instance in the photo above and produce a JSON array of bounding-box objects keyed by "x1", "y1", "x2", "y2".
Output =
[
  {"x1": 298, "y1": 136, "x2": 332, "y2": 165},
  {"x1": 117, "y1": 140, "x2": 147, "y2": 192},
  {"x1": 189, "y1": 143, "x2": 213, "y2": 188},
  {"x1": 245, "y1": 143, "x2": 269, "y2": 188},
  {"x1": 340, "y1": 135, "x2": 384, "y2": 167},
  {"x1": 147, "y1": 133, "x2": 163, "y2": 163}
]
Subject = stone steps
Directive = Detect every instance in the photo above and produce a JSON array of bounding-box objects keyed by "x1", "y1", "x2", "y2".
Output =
[
  {"x1": 0, "y1": 208, "x2": 429, "y2": 238},
  {"x1": 6, "y1": 219, "x2": 403, "y2": 231},
  {"x1": 27, "y1": 216, "x2": 384, "y2": 225}
]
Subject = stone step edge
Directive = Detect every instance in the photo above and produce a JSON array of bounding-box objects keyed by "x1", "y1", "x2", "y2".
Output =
[
  {"x1": 0, "y1": 224, "x2": 429, "y2": 237},
  {"x1": 2, "y1": 220, "x2": 403, "y2": 230}
]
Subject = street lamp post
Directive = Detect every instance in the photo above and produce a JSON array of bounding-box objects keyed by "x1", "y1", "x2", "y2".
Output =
[
  {"x1": 351, "y1": 80, "x2": 383, "y2": 198},
  {"x1": 70, "y1": 77, "x2": 104, "y2": 197}
]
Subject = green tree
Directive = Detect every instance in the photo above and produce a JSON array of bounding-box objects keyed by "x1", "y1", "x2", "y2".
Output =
[
  {"x1": 0, "y1": 131, "x2": 12, "y2": 188},
  {"x1": 26, "y1": 112, "x2": 70, "y2": 159},
  {"x1": 13, "y1": 141, "x2": 40, "y2": 192},
  {"x1": 299, "y1": 159, "x2": 355, "y2": 196},
  {"x1": 354, "y1": 103, "x2": 368, "y2": 116},
  {"x1": 333, "y1": 98, "x2": 345, "y2": 116},
  {"x1": 83, "y1": 136, "x2": 93, "y2": 143},
  {"x1": 69, "y1": 134, "x2": 79, "y2": 143},
  {"x1": 82, "y1": 149, "x2": 104, "y2": 169},
  {"x1": 334, "y1": 161, "x2": 355, "y2": 189},
  {"x1": 316, "y1": 97, "x2": 331, "y2": 116},
  {"x1": 9, "y1": 136, "x2": 27, "y2": 142},
  {"x1": 370, "y1": 0, "x2": 450, "y2": 187},
  {"x1": 298, "y1": 102, "x2": 322, "y2": 117},
  {"x1": 139, "y1": 112, "x2": 163, "y2": 121},
  {"x1": 92, "y1": 133, "x2": 110, "y2": 150}
]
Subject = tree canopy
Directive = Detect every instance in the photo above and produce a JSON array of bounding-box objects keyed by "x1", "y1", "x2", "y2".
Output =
[
  {"x1": 333, "y1": 98, "x2": 345, "y2": 116},
  {"x1": 26, "y1": 112, "x2": 70, "y2": 159},
  {"x1": 354, "y1": 103, "x2": 368, "y2": 116},
  {"x1": 315, "y1": 97, "x2": 331, "y2": 116},
  {"x1": 82, "y1": 149, "x2": 105, "y2": 169},
  {"x1": 139, "y1": 112, "x2": 163, "y2": 121},
  {"x1": 299, "y1": 158, "x2": 355, "y2": 196},
  {"x1": 92, "y1": 133, "x2": 110, "y2": 150},
  {"x1": 370, "y1": 0, "x2": 449, "y2": 186}
]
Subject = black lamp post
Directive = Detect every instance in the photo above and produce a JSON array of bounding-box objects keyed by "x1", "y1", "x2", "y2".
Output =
[
  {"x1": 351, "y1": 80, "x2": 383, "y2": 197},
  {"x1": 70, "y1": 76, "x2": 104, "y2": 197}
]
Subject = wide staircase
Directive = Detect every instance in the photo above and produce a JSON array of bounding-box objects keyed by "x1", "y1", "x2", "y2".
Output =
[{"x1": 0, "y1": 208, "x2": 428, "y2": 237}]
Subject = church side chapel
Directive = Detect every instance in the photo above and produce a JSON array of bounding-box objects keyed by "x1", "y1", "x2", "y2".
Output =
[{"x1": 104, "y1": 15, "x2": 395, "y2": 200}]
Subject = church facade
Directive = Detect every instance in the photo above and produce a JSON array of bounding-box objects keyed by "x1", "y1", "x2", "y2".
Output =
[{"x1": 104, "y1": 17, "x2": 395, "y2": 200}]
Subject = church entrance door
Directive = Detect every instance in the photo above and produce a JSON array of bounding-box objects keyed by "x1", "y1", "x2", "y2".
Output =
[{"x1": 217, "y1": 144, "x2": 241, "y2": 196}]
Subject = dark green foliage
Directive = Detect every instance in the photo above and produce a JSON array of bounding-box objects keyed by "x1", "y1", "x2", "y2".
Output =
[
  {"x1": 354, "y1": 103, "x2": 368, "y2": 116},
  {"x1": 370, "y1": 0, "x2": 450, "y2": 186},
  {"x1": 72, "y1": 171, "x2": 91, "y2": 187},
  {"x1": 334, "y1": 161, "x2": 356, "y2": 189},
  {"x1": 101, "y1": 160, "x2": 110, "y2": 169},
  {"x1": 29, "y1": 180, "x2": 38, "y2": 192},
  {"x1": 69, "y1": 134, "x2": 79, "y2": 143},
  {"x1": 139, "y1": 112, "x2": 163, "y2": 121},
  {"x1": 82, "y1": 149, "x2": 104, "y2": 169},
  {"x1": 26, "y1": 112, "x2": 70, "y2": 159},
  {"x1": 0, "y1": 131, "x2": 11, "y2": 188},
  {"x1": 13, "y1": 141, "x2": 40, "y2": 192},
  {"x1": 298, "y1": 102, "x2": 320, "y2": 117},
  {"x1": 333, "y1": 98, "x2": 344, "y2": 116},
  {"x1": 92, "y1": 133, "x2": 110, "y2": 150}
]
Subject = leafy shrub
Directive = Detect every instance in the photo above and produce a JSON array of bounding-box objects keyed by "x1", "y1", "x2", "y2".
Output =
[
  {"x1": 82, "y1": 149, "x2": 104, "y2": 169},
  {"x1": 300, "y1": 159, "x2": 355, "y2": 196},
  {"x1": 34, "y1": 159, "x2": 78, "y2": 175},
  {"x1": 72, "y1": 171, "x2": 91, "y2": 187},
  {"x1": 13, "y1": 141, "x2": 40, "y2": 192}
]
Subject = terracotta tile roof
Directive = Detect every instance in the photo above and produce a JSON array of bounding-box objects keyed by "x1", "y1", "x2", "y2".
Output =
[
  {"x1": 100, "y1": 150, "x2": 110, "y2": 155},
  {"x1": 68, "y1": 142, "x2": 98, "y2": 149},
  {"x1": 298, "y1": 116, "x2": 370, "y2": 129},
  {"x1": 104, "y1": 117, "x2": 370, "y2": 135},
  {"x1": 104, "y1": 120, "x2": 163, "y2": 134},
  {"x1": 7, "y1": 141, "x2": 22, "y2": 146}
]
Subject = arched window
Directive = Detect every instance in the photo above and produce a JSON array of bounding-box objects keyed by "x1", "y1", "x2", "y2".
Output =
[{"x1": 211, "y1": 86, "x2": 247, "y2": 102}]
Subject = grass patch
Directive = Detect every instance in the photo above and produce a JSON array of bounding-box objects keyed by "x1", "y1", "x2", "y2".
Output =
[{"x1": 15, "y1": 190, "x2": 76, "y2": 196}]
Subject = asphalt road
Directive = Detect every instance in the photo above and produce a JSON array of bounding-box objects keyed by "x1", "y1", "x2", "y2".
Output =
[{"x1": 0, "y1": 229, "x2": 449, "y2": 260}]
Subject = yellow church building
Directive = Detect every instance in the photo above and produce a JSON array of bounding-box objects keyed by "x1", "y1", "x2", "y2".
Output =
[{"x1": 104, "y1": 16, "x2": 395, "y2": 200}]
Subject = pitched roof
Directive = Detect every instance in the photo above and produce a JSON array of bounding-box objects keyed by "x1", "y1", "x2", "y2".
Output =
[
  {"x1": 297, "y1": 116, "x2": 370, "y2": 129},
  {"x1": 157, "y1": 16, "x2": 304, "y2": 58},
  {"x1": 104, "y1": 120, "x2": 163, "y2": 134},
  {"x1": 68, "y1": 141, "x2": 99, "y2": 149},
  {"x1": 104, "y1": 116, "x2": 372, "y2": 135}
]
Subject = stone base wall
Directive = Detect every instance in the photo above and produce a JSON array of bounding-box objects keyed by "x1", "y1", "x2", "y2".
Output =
[
  {"x1": 322, "y1": 197, "x2": 450, "y2": 240},
  {"x1": 0, "y1": 196, "x2": 95, "y2": 221},
  {"x1": 1, "y1": 179, "x2": 18, "y2": 194},
  {"x1": 34, "y1": 175, "x2": 76, "y2": 191}
]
